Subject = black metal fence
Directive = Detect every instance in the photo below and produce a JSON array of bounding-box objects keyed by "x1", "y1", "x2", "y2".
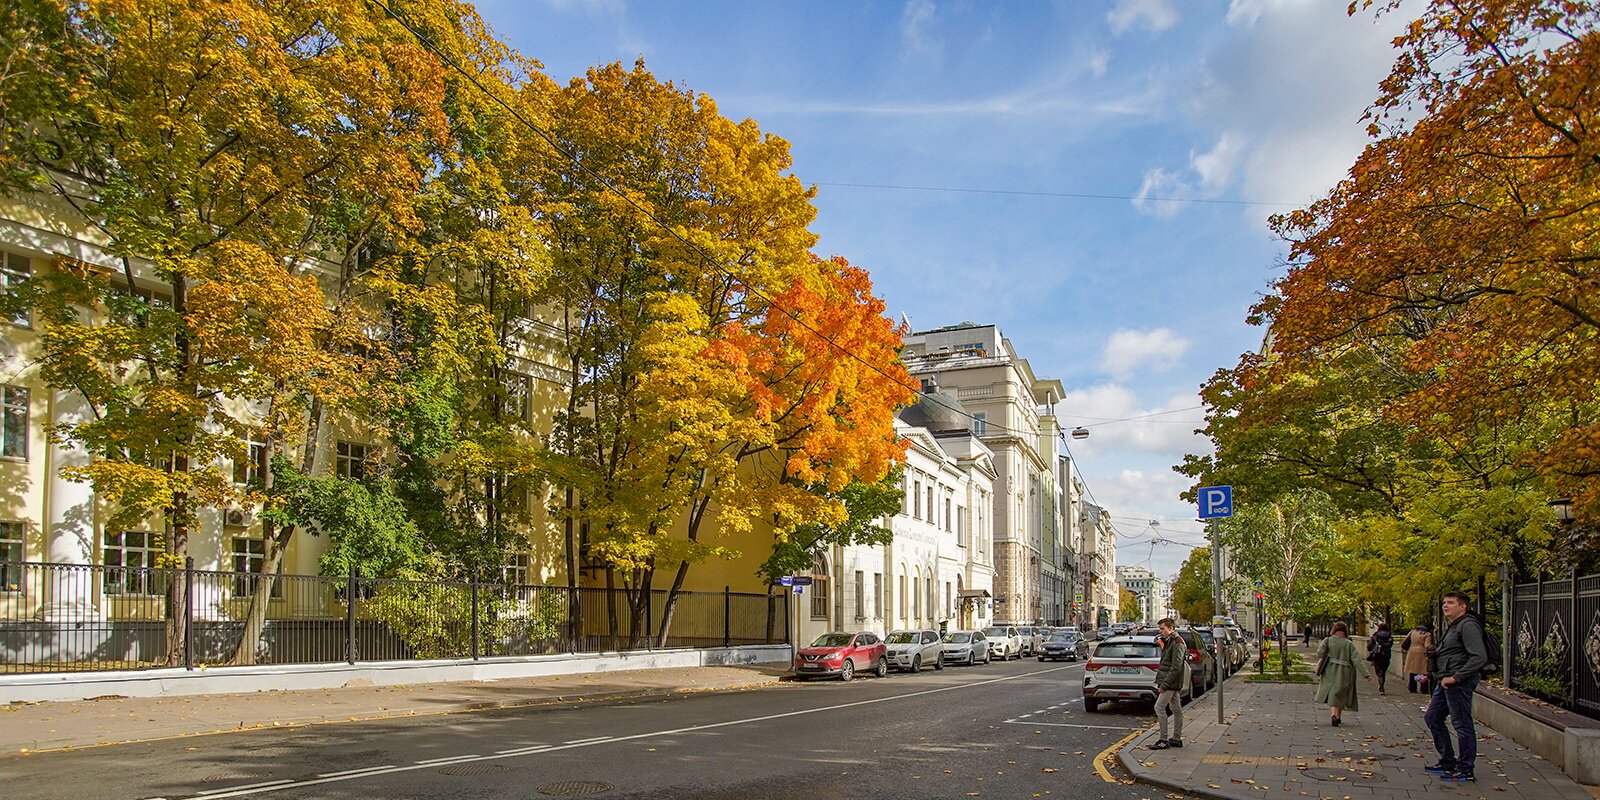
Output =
[
  {"x1": 1509, "y1": 570, "x2": 1600, "y2": 718},
  {"x1": 0, "y1": 561, "x2": 788, "y2": 674}
]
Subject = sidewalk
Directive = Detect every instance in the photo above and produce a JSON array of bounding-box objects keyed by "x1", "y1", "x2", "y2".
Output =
[
  {"x1": 1119, "y1": 673, "x2": 1593, "y2": 800},
  {"x1": 0, "y1": 663, "x2": 788, "y2": 754}
]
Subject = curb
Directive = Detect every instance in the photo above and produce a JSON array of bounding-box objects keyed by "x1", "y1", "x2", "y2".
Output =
[
  {"x1": 1117, "y1": 725, "x2": 1255, "y2": 800},
  {"x1": 9, "y1": 675, "x2": 786, "y2": 754}
]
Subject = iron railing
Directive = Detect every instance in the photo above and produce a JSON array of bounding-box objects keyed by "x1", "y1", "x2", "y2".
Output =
[
  {"x1": 0, "y1": 561, "x2": 789, "y2": 674},
  {"x1": 1509, "y1": 570, "x2": 1600, "y2": 718}
]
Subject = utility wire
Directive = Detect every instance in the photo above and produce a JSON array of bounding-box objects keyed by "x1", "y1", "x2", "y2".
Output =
[{"x1": 816, "y1": 182, "x2": 1300, "y2": 208}]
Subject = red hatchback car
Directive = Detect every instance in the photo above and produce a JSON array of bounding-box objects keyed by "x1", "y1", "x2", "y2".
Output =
[{"x1": 794, "y1": 631, "x2": 889, "y2": 681}]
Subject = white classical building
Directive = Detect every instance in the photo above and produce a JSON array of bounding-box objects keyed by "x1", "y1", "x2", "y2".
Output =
[
  {"x1": 795, "y1": 394, "x2": 997, "y2": 645},
  {"x1": 1116, "y1": 565, "x2": 1158, "y2": 624}
]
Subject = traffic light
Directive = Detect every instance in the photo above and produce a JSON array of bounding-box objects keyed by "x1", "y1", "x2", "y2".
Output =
[{"x1": 1254, "y1": 592, "x2": 1264, "y2": 600}]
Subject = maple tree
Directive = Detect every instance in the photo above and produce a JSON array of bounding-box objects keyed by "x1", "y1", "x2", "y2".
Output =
[{"x1": 1170, "y1": 547, "x2": 1215, "y2": 624}]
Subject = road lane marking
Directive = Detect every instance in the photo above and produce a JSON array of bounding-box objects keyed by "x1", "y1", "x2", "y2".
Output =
[
  {"x1": 195, "y1": 781, "x2": 291, "y2": 795},
  {"x1": 1094, "y1": 729, "x2": 1144, "y2": 784},
  {"x1": 316, "y1": 766, "x2": 396, "y2": 778},
  {"x1": 1002, "y1": 720, "x2": 1143, "y2": 730},
  {"x1": 563, "y1": 736, "x2": 611, "y2": 745},
  {"x1": 414, "y1": 754, "x2": 482, "y2": 765},
  {"x1": 182, "y1": 662, "x2": 1083, "y2": 799}
]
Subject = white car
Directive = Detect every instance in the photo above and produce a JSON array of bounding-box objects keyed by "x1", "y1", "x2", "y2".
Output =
[
  {"x1": 1017, "y1": 626, "x2": 1045, "y2": 655},
  {"x1": 940, "y1": 630, "x2": 991, "y2": 665},
  {"x1": 982, "y1": 625, "x2": 1022, "y2": 660},
  {"x1": 885, "y1": 629, "x2": 945, "y2": 672}
]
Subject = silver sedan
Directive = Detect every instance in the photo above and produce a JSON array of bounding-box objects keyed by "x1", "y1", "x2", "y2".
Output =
[{"x1": 939, "y1": 630, "x2": 991, "y2": 665}]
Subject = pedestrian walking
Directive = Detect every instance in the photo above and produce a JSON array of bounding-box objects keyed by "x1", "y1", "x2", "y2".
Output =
[
  {"x1": 1313, "y1": 621, "x2": 1372, "y2": 726},
  {"x1": 1366, "y1": 622, "x2": 1394, "y2": 694},
  {"x1": 1401, "y1": 622, "x2": 1434, "y2": 693},
  {"x1": 1303, "y1": 624, "x2": 1313, "y2": 646},
  {"x1": 1424, "y1": 592, "x2": 1489, "y2": 783},
  {"x1": 1147, "y1": 617, "x2": 1185, "y2": 750}
]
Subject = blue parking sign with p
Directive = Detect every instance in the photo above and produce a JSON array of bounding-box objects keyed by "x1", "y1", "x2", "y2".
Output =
[{"x1": 1198, "y1": 485, "x2": 1233, "y2": 519}]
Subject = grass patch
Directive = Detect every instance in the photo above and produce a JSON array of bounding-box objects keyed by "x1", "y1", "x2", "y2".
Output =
[{"x1": 1247, "y1": 672, "x2": 1315, "y2": 684}]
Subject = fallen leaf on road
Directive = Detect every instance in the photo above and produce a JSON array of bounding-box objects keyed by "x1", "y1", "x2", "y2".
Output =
[{"x1": 1041, "y1": 768, "x2": 1058, "y2": 773}]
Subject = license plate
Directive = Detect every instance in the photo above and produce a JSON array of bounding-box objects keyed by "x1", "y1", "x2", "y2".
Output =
[
  {"x1": 1109, "y1": 666, "x2": 1141, "y2": 674},
  {"x1": 799, "y1": 664, "x2": 820, "y2": 670}
]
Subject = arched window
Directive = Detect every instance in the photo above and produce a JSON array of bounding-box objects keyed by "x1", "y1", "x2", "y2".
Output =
[{"x1": 810, "y1": 555, "x2": 830, "y2": 620}]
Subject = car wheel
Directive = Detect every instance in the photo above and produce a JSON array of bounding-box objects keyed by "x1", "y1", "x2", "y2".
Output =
[
  {"x1": 1038, "y1": 655, "x2": 1045, "y2": 662},
  {"x1": 1084, "y1": 697, "x2": 1100, "y2": 712},
  {"x1": 934, "y1": 654, "x2": 944, "y2": 670},
  {"x1": 875, "y1": 657, "x2": 889, "y2": 678},
  {"x1": 983, "y1": 650, "x2": 992, "y2": 664},
  {"x1": 910, "y1": 654, "x2": 922, "y2": 673},
  {"x1": 839, "y1": 659, "x2": 855, "y2": 682}
]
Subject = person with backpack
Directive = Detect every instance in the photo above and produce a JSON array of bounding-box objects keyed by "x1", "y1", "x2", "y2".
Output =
[
  {"x1": 1365, "y1": 622, "x2": 1394, "y2": 694},
  {"x1": 1424, "y1": 592, "x2": 1490, "y2": 783}
]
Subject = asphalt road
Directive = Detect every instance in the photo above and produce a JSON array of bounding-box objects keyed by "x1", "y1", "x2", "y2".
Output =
[{"x1": 4, "y1": 657, "x2": 1198, "y2": 800}]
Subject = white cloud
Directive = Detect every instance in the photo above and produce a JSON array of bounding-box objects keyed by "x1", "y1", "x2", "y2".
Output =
[
  {"x1": 1108, "y1": 0, "x2": 1181, "y2": 35},
  {"x1": 900, "y1": 0, "x2": 942, "y2": 60},
  {"x1": 1059, "y1": 383, "x2": 1208, "y2": 457},
  {"x1": 1191, "y1": 132, "x2": 1245, "y2": 190},
  {"x1": 1089, "y1": 48, "x2": 1111, "y2": 78},
  {"x1": 1224, "y1": 0, "x2": 1293, "y2": 28},
  {"x1": 1100, "y1": 328, "x2": 1191, "y2": 380},
  {"x1": 1131, "y1": 132, "x2": 1244, "y2": 218}
]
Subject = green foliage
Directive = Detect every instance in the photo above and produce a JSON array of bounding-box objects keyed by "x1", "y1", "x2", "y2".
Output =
[
  {"x1": 1515, "y1": 643, "x2": 1570, "y2": 700},
  {"x1": 1117, "y1": 588, "x2": 1142, "y2": 623},
  {"x1": 365, "y1": 581, "x2": 564, "y2": 660},
  {"x1": 1171, "y1": 547, "x2": 1215, "y2": 623},
  {"x1": 756, "y1": 468, "x2": 905, "y2": 583},
  {"x1": 265, "y1": 455, "x2": 427, "y2": 579},
  {"x1": 1220, "y1": 490, "x2": 1340, "y2": 629}
]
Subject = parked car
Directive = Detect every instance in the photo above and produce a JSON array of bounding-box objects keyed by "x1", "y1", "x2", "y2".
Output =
[
  {"x1": 1095, "y1": 626, "x2": 1114, "y2": 641},
  {"x1": 1193, "y1": 627, "x2": 1230, "y2": 678},
  {"x1": 1038, "y1": 630, "x2": 1089, "y2": 661},
  {"x1": 1213, "y1": 626, "x2": 1247, "y2": 671},
  {"x1": 1129, "y1": 625, "x2": 1215, "y2": 694},
  {"x1": 794, "y1": 631, "x2": 888, "y2": 681},
  {"x1": 940, "y1": 630, "x2": 991, "y2": 665},
  {"x1": 1083, "y1": 633, "x2": 1192, "y2": 711},
  {"x1": 885, "y1": 629, "x2": 945, "y2": 672},
  {"x1": 1016, "y1": 626, "x2": 1042, "y2": 656},
  {"x1": 982, "y1": 625, "x2": 1023, "y2": 660}
]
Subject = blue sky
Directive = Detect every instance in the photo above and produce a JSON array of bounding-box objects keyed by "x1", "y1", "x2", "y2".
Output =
[{"x1": 475, "y1": 0, "x2": 1408, "y2": 583}]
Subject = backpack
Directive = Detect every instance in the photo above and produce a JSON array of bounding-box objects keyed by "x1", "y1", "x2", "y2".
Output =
[{"x1": 1466, "y1": 615, "x2": 1501, "y2": 676}]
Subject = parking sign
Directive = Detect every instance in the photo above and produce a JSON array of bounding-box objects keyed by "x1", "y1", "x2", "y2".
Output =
[{"x1": 1198, "y1": 485, "x2": 1233, "y2": 519}]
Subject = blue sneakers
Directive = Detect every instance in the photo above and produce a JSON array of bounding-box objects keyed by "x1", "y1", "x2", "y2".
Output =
[
  {"x1": 1440, "y1": 770, "x2": 1476, "y2": 782},
  {"x1": 1423, "y1": 763, "x2": 1454, "y2": 774}
]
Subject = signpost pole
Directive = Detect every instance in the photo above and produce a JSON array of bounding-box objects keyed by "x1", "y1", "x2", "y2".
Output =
[{"x1": 1198, "y1": 485, "x2": 1234, "y2": 726}]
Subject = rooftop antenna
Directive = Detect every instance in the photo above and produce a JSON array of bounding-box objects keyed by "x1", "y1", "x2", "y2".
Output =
[{"x1": 900, "y1": 312, "x2": 912, "y2": 330}]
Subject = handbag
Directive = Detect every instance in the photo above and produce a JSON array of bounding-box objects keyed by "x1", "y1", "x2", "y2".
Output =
[{"x1": 1314, "y1": 654, "x2": 1328, "y2": 677}]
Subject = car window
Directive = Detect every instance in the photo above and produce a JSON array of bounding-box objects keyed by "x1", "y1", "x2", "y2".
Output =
[
  {"x1": 1095, "y1": 642, "x2": 1160, "y2": 659},
  {"x1": 886, "y1": 632, "x2": 916, "y2": 644},
  {"x1": 812, "y1": 633, "x2": 852, "y2": 647},
  {"x1": 982, "y1": 627, "x2": 1006, "y2": 637},
  {"x1": 943, "y1": 632, "x2": 971, "y2": 643},
  {"x1": 859, "y1": 633, "x2": 878, "y2": 645},
  {"x1": 922, "y1": 632, "x2": 938, "y2": 644},
  {"x1": 1047, "y1": 633, "x2": 1074, "y2": 642}
]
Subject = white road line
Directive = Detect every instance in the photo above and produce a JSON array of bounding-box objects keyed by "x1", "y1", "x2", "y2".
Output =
[
  {"x1": 195, "y1": 781, "x2": 291, "y2": 795},
  {"x1": 184, "y1": 663, "x2": 1081, "y2": 799},
  {"x1": 563, "y1": 736, "x2": 611, "y2": 745},
  {"x1": 494, "y1": 746, "x2": 553, "y2": 756},
  {"x1": 315, "y1": 766, "x2": 396, "y2": 778},
  {"x1": 414, "y1": 754, "x2": 481, "y2": 765},
  {"x1": 1002, "y1": 720, "x2": 1143, "y2": 731}
]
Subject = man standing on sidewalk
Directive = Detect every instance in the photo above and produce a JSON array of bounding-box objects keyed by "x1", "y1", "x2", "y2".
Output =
[
  {"x1": 1424, "y1": 591, "x2": 1489, "y2": 783},
  {"x1": 1148, "y1": 618, "x2": 1185, "y2": 750}
]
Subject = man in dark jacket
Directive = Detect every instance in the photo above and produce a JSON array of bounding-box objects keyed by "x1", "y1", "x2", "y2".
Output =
[
  {"x1": 1424, "y1": 592, "x2": 1489, "y2": 783},
  {"x1": 1148, "y1": 618, "x2": 1187, "y2": 750}
]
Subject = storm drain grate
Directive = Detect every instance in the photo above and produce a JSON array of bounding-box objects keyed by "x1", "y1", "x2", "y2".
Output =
[
  {"x1": 537, "y1": 780, "x2": 614, "y2": 796},
  {"x1": 438, "y1": 763, "x2": 507, "y2": 776},
  {"x1": 202, "y1": 772, "x2": 274, "y2": 784}
]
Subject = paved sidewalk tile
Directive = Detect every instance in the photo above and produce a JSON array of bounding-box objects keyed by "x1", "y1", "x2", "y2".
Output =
[
  {"x1": 0, "y1": 663, "x2": 788, "y2": 754},
  {"x1": 1120, "y1": 673, "x2": 1591, "y2": 800}
]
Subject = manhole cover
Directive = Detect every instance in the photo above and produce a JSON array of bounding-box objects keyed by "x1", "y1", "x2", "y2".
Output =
[
  {"x1": 439, "y1": 763, "x2": 508, "y2": 776},
  {"x1": 202, "y1": 772, "x2": 274, "y2": 783},
  {"x1": 537, "y1": 781, "x2": 614, "y2": 796},
  {"x1": 1303, "y1": 769, "x2": 1387, "y2": 783}
]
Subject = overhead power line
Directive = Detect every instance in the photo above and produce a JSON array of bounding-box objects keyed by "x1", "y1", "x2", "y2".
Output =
[{"x1": 816, "y1": 182, "x2": 1300, "y2": 208}]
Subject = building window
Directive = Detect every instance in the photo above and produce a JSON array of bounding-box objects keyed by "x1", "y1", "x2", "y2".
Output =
[
  {"x1": 912, "y1": 479, "x2": 921, "y2": 519},
  {"x1": 103, "y1": 531, "x2": 164, "y2": 595},
  {"x1": 899, "y1": 574, "x2": 907, "y2": 621},
  {"x1": 971, "y1": 411, "x2": 987, "y2": 436},
  {"x1": 0, "y1": 521, "x2": 22, "y2": 592},
  {"x1": 926, "y1": 486, "x2": 934, "y2": 522},
  {"x1": 810, "y1": 555, "x2": 830, "y2": 620},
  {"x1": 854, "y1": 570, "x2": 865, "y2": 620},
  {"x1": 233, "y1": 435, "x2": 267, "y2": 486},
  {"x1": 957, "y1": 507, "x2": 968, "y2": 548},
  {"x1": 335, "y1": 440, "x2": 368, "y2": 480},
  {"x1": 503, "y1": 372, "x2": 532, "y2": 422},
  {"x1": 4, "y1": 251, "x2": 31, "y2": 328},
  {"x1": 504, "y1": 551, "x2": 530, "y2": 586},
  {"x1": 945, "y1": 581, "x2": 952, "y2": 618},
  {"x1": 912, "y1": 575, "x2": 921, "y2": 620},
  {"x1": 944, "y1": 497, "x2": 952, "y2": 531},
  {"x1": 230, "y1": 537, "x2": 282, "y2": 598},
  {"x1": 1, "y1": 386, "x2": 27, "y2": 460},
  {"x1": 873, "y1": 572, "x2": 883, "y2": 619}
]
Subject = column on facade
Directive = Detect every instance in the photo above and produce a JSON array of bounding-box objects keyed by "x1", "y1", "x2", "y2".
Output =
[{"x1": 38, "y1": 387, "x2": 101, "y2": 620}]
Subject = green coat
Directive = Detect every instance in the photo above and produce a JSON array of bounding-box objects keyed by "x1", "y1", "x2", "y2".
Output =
[{"x1": 1313, "y1": 635, "x2": 1371, "y2": 710}]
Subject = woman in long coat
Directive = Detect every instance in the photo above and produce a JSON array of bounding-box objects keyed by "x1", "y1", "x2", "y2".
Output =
[
  {"x1": 1401, "y1": 623, "x2": 1434, "y2": 693},
  {"x1": 1314, "y1": 621, "x2": 1372, "y2": 726}
]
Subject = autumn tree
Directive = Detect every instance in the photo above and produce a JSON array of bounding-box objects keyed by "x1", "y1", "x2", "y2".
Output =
[
  {"x1": 1220, "y1": 490, "x2": 1341, "y2": 669},
  {"x1": 1171, "y1": 547, "x2": 1215, "y2": 624},
  {"x1": 1118, "y1": 588, "x2": 1143, "y2": 623}
]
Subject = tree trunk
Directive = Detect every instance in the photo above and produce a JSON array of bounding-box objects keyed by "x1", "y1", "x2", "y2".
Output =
[
  {"x1": 605, "y1": 565, "x2": 619, "y2": 652},
  {"x1": 163, "y1": 273, "x2": 194, "y2": 667},
  {"x1": 654, "y1": 494, "x2": 709, "y2": 647}
]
